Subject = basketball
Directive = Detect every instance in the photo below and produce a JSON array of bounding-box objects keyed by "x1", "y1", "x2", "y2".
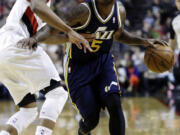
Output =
[{"x1": 144, "y1": 44, "x2": 174, "y2": 73}]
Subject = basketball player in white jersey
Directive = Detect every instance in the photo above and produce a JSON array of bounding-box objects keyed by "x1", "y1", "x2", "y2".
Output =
[
  {"x1": 0, "y1": 0, "x2": 92, "y2": 135},
  {"x1": 169, "y1": 0, "x2": 180, "y2": 50}
]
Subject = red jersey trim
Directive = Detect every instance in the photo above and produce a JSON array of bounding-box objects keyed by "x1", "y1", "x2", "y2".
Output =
[{"x1": 24, "y1": 7, "x2": 38, "y2": 34}]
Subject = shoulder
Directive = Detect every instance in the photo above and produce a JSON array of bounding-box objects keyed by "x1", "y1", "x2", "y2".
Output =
[
  {"x1": 68, "y1": 2, "x2": 90, "y2": 18},
  {"x1": 80, "y1": 2, "x2": 91, "y2": 14},
  {"x1": 117, "y1": 2, "x2": 125, "y2": 13},
  {"x1": 57, "y1": 1, "x2": 89, "y2": 15},
  {"x1": 56, "y1": 2, "x2": 90, "y2": 25},
  {"x1": 117, "y1": 1, "x2": 126, "y2": 23}
]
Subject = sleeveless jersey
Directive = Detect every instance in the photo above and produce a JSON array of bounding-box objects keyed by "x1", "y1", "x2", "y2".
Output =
[
  {"x1": 64, "y1": 0, "x2": 122, "y2": 63},
  {"x1": 2, "y1": 0, "x2": 51, "y2": 37}
]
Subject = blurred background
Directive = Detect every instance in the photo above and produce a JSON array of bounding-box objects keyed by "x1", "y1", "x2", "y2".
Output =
[{"x1": 0, "y1": 0, "x2": 180, "y2": 135}]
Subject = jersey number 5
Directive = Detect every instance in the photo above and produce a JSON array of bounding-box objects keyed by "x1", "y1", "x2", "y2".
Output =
[{"x1": 91, "y1": 40, "x2": 103, "y2": 52}]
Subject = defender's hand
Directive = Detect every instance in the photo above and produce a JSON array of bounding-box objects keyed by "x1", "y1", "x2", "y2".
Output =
[
  {"x1": 17, "y1": 37, "x2": 38, "y2": 51},
  {"x1": 67, "y1": 30, "x2": 93, "y2": 53},
  {"x1": 144, "y1": 39, "x2": 168, "y2": 48}
]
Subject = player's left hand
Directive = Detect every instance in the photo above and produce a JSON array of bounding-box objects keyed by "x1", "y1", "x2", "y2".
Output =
[
  {"x1": 145, "y1": 39, "x2": 169, "y2": 48},
  {"x1": 17, "y1": 37, "x2": 38, "y2": 51}
]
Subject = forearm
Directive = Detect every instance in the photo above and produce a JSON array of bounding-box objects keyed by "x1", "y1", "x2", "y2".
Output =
[
  {"x1": 31, "y1": 0, "x2": 72, "y2": 33},
  {"x1": 32, "y1": 25, "x2": 52, "y2": 43},
  {"x1": 42, "y1": 34, "x2": 69, "y2": 45},
  {"x1": 32, "y1": 25, "x2": 68, "y2": 44},
  {"x1": 115, "y1": 30, "x2": 148, "y2": 46}
]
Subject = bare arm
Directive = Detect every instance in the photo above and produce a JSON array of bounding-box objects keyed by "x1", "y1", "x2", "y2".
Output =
[
  {"x1": 42, "y1": 34, "x2": 68, "y2": 45},
  {"x1": 30, "y1": 0, "x2": 72, "y2": 33},
  {"x1": 32, "y1": 2, "x2": 90, "y2": 44},
  {"x1": 17, "y1": 24, "x2": 94, "y2": 49},
  {"x1": 28, "y1": 0, "x2": 92, "y2": 52},
  {"x1": 32, "y1": 24, "x2": 94, "y2": 45},
  {"x1": 114, "y1": 4, "x2": 166, "y2": 47},
  {"x1": 34, "y1": 25, "x2": 68, "y2": 44},
  {"x1": 114, "y1": 29, "x2": 149, "y2": 46}
]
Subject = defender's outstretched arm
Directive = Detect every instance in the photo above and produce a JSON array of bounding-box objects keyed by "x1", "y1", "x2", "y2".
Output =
[
  {"x1": 31, "y1": 2, "x2": 90, "y2": 44},
  {"x1": 30, "y1": 0, "x2": 72, "y2": 33},
  {"x1": 29, "y1": 0, "x2": 92, "y2": 52}
]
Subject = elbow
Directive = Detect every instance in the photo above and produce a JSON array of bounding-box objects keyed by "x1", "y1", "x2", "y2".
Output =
[
  {"x1": 114, "y1": 35, "x2": 119, "y2": 41},
  {"x1": 114, "y1": 33, "x2": 122, "y2": 42}
]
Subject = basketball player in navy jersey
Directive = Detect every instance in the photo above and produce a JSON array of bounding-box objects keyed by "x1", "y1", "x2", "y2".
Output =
[
  {"x1": 0, "y1": 0, "x2": 92, "y2": 135},
  {"x1": 19, "y1": 0, "x2": 167, "y2": 134}
]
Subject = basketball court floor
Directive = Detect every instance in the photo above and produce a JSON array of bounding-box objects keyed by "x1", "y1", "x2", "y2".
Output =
[{"x1": 0, "y1": 98, "x2": 179, "y2": 135}]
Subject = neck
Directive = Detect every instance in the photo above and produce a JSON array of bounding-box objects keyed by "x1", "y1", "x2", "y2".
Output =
[
  {"x1": 97, "y1": 0, "x2": 114, "y2": 6},
  {"x1": 96, "y1": 1, "x2": 114, "y2": 19}
]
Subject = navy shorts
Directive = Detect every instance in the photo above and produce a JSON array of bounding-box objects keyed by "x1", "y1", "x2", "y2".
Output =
[{"x1": 65, "y1": 53, "x2": 121, "y2": 119}]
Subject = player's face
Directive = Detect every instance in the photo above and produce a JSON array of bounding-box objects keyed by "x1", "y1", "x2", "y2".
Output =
[
  {"x1": 96, "y1": 0, "x2": 113, "y2": 5},
  {"x1": 176, "y1": 0, "x2": 180, "y2": 10}
]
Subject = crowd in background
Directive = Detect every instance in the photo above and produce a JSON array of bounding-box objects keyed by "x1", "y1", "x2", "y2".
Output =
[{"x1": 0, "y1": 0, "x2": 180, "y2": 111}]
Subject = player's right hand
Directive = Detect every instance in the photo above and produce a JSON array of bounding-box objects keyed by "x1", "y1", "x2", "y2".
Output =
[
  {"x1": 145, "y1": 39, "x2": 169, "y2": 48},
  {"x1": 17, "y1": 37, "x2": 37, "y2": 51},
  {"x1": 67, "y1": 29, "x2": 93, "y2": 53}
]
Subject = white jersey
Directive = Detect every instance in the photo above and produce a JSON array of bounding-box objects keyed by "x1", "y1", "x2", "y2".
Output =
[
  {"x1": 0, "y1": 0, "x2": 65, "y2": 105},
  {"x1": 1, "y1": 0, "x2": 50, "y2": 38},
  {"x1": 172, "y1": 14, "x2": 180, "y2": 49}
]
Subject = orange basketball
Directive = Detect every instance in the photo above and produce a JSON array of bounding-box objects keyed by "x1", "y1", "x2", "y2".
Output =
[{"x1": 144, "y1": 44, "x2": 174, "y2": 73}]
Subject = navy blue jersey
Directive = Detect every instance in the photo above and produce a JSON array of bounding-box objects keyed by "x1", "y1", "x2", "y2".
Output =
[
  {"x1": 63, "y1": 0, "x2": 123, "y2": 122},
  {"x1": 64, "y1": 0, "x2": 122, "y2": 63}
]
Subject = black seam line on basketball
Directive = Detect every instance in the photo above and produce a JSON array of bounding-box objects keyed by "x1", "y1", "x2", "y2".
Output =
[
  {"x1": 150, "y1": 51, "x2": 170, "y2": 70},
  {"x1": 151, "y1": 53, "x2": 161, "y2": 73},
  {"x1": 146, "y1": 51, "x2": 158, "y2": 71},
  {"x1": 151, "y1": 49, "x2": 172, "y2": 65},
  {"x1": 151, "y1": 52, "x2": 170, "y2": 70},
  {"x1": 152, "y1": 52, "x2": 171, "y2": 67},
  {"x1": 148, "y1": 50, "x2": 171, "y2": 66}
]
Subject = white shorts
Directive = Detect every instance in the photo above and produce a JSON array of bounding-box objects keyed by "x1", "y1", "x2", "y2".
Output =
[{"x1": 0, "y1": 30, "x2": 60, "y2": 105}]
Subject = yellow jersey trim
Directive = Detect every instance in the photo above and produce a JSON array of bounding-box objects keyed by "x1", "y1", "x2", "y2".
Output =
[{"x1": 65, "y1": 57, "x2": 80, "y2": 112}]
